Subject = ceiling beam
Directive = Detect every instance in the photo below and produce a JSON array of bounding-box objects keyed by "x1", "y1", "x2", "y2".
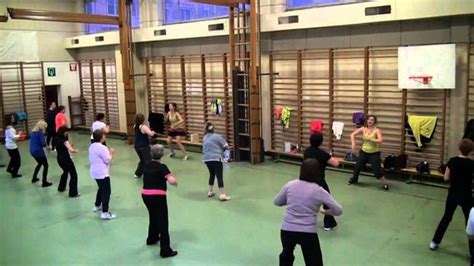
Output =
[
  {"x1": 7, "y1": 8, "x2": 119, "y2": 25},
  {"x1": 190, "y1": 0, "x2": 250, "y2": 7}
]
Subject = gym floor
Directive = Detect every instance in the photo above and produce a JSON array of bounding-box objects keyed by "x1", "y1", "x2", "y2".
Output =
[{"x1": 0, "y1": 133, "x2": 469, "y2": 265}]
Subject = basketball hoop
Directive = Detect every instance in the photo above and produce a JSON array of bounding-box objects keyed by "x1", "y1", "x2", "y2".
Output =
[{"x1": 409, "y1": 75, "x2": 433, "y2": 85}]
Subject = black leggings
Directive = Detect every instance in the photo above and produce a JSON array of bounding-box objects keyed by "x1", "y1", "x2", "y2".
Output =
[
  {"x1": 135, "y1": 146, "x2": 151, "y2": 177},
  {"x1": 32, "y1": 156, "x2": 49, "y2": 182},
  {"x1": 7, "y1": 148, "x2": 21, "y2": 175},
  {"x1": 142, "y1": 195, "x2": 173, "y2": 255},
  {"x1": 57, "y1": 158, "x2": 78, "y2": 197},
  {"x1": 205, "y1": 161, "x2": 224, "y2": 188},
  {"x1": 319, "y1": 178, "x2": 337, "y2": 229},
  {"x1": 95, "y1": 177, "x2": 111, "y2": 212},
  {"x1": 279, "y1": 230, "x2": 323, "y2": 266},
  {"x1": 47, "y1": 130, "x2": 56, "y2": 150},
  {"x1": 351, "y1": 150, "x2": 383, "y2": 182},
  {"x1": 432, "y1": 195, "x2": 471, "y2": 245}
]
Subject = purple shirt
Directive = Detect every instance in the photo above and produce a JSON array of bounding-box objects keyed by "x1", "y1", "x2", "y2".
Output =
[
  {"x1": 274, "y1": 179, "x2": 342, "y2": 233},
  {"x1": 89, "y1": 142, "x2": 111, "y2": 179}
]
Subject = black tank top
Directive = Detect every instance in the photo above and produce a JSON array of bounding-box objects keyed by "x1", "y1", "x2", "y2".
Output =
[
  {"x1": 134, "y1": 125, "x2": 149, "y2": 148},
  {"x1": 55, "y1": 137, "x2": 70, "y2": 162}
]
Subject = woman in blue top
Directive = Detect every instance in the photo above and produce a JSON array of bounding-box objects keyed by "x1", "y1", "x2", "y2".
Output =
[
  {"x1": 202, "y1": 122, "x2": 231, "y2": 201},
  {"x1": 29, "y1": 120, "x2": 52, "y2": 187}
]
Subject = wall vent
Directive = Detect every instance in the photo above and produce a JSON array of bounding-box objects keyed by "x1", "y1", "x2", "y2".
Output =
[
  {"x1": 71, "y1": 39, "x2": 79, "y2": 45},
  {"x1": 95, "y1": 36, "x2": 104, "y2": 42},
  {"x1": 278, "y1": 15, "x2": 299, "y2": 25},
  {"x1": 208, "y1": 23, "x2": 224, "y2": 31},
  {"x1": 365, "y1": 5, "x2": 391, "y2": 16},
  {"x1": 154, "y1": 29, "x2": 167, "y2": 36}
]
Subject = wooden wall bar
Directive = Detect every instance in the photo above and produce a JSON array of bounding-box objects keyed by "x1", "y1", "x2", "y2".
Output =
[
  {"x1": 270, "y1": 47, "x2": 450, "y2": 169},
  {"x1": 467, "y1": 44, "x2": 474, "y2": 122},
  {"x1": 0, "y1": 62, "x2": 44, "y2": 133},
  {"x1": 146, "y1": 53, "x2": 233, "y2": 143},
  {"x1": 79, "y1": 59, "x2": 120, "y2": 130}
]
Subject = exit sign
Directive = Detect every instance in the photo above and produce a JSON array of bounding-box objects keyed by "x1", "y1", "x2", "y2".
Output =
[{"x1": 47, "y1": 67, "x2": 56, "y2": 77}]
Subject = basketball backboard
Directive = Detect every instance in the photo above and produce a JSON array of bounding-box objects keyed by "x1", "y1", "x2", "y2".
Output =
[{"x1": 398, "y1": 44, "x2": 456, "y2": 89}]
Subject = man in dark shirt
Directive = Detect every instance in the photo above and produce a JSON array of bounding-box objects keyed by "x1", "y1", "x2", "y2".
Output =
[
  {"x1": 304, "y1": 132, "x2": 340, "y2": 231},
  {"x1": 46, "y1": 102, "x2": 57, "y2": 151},
  {"x1": 430, "y1": 139, "x2": 474, "y2": 255}
]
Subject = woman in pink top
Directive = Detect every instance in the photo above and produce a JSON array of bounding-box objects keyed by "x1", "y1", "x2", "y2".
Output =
[{"x1": 55, "y1": 105, "x2": 68, "y2": 132}]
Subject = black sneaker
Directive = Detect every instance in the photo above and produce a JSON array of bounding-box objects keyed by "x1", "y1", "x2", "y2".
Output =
[
  {"x1": 32, "y1": 178, "x2": 40, "y2": 183},
  {"x1": 348, "y1": 178, "x2": 357, "y2": 185},
  {"x1": 42, "y1": 181, "x2": 53, "y2": 187},
  {"x1": 12, "y1": 174, "x2": 22, "y2": 178},
  {"x1": 160, "y1": 250, "x2": 178, "y2": 258}
]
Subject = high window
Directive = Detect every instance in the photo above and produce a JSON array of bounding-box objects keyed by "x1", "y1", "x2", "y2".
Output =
[
  {"x1": 85, "y1": 0, "x2": 140, "y2": 34},
  {"x1": 287, "y1": 0, "x2": 366, "y2": 9},
  {"x1": 164, "y1": 0, "x2": 228, "y2": 24}
]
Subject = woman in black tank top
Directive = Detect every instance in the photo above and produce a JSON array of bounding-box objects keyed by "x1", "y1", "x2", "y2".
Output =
[{"x1": 133, "y1": 113, "x2": 156, "y2": 178}]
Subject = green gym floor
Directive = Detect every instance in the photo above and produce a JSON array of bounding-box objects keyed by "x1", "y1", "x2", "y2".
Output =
[{"x1": 0, "y1": 133, "x2": 470, "y2": 265}]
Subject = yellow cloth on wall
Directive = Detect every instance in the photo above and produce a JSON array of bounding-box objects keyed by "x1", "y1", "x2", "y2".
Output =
[{"x1": 408, "y1": 115, "x2": 437, "y2": 148}]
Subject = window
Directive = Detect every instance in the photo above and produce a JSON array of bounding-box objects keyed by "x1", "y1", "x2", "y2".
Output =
[
  {"x1": 164, "y1": 0, "x2": 229, "y2": 24},
  {"x1": 287, "y1": 0, "x2": 367, "y2": 9},
  {"x1": 85, "y1": 0, "x2": 140, "y2": 34}
]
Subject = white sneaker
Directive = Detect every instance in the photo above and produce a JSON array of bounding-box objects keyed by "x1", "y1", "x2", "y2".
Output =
[
  {"x1": 183, "y1": 155, "x2": 189, "y2": 161},
  {"x1": 429, "y1": 241, "x2": 439, "y2": 251},
  {"x1": 323, "y1": 226, "x2": 337, "y2": 231},
  {"x1": 167, "y1": 152, "x2": 175, "y2": 158},
  {"x1": 101, "y1": 212, "x2": 116, "y2": 220},
  {"x1": 207, "y1": 192, "x2": 215, "y2": 197},
  {"x1": 93, "y1": 205, "x2": 102, "y2": 212},
  {"x1": 219, "y1": 194, "x2": 231, "y2": 201}
]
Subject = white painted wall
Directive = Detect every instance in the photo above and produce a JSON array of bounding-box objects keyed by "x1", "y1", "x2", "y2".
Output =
[
  {"x1": 42, "y1": 62, "x2": 81, "y2": 127},
  {"x1": 0, "y1": 0, "x2": 83, "y2": 61}
]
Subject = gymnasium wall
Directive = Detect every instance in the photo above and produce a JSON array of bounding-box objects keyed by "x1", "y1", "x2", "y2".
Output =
[
  {"x1": 68, "y1": 1, "x2": 473, "y2": 161},
  {"x1": 0, "y1": 0, "x2": 83, "y2": 61},
  {"x1": 259, "y1": 16, "x2": 474, "y2": 159}
]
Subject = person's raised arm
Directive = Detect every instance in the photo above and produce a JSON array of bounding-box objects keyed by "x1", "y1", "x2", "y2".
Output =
[
  {"x1": 372, "y1": 128, "x2": 384, "y2": 144},
  {"x1": 140, "y1": 124, "x2": 156, "y2": 137},
  {"x1": 327, "y1": 157, "x2": 340, "y2": 167},
  {"x1": 443, "y1": 166, "x2": 450, "y2": 182},
  {"x1": 318, "y1": 190, "x2": 342, "y2": 216},
  {"x1": 65, "y1": 141, "x2": 79, "y2": 153},
  {"x1": 177, "y1": 112, "x2": 184, "y2": 123},
  {"x1": 274, "y1": 184, "x2": 289, "y2": 206},
  {"x1": 166, "y1": 173, "x2": 177, "y2": 186},
  {"x1": 351, "y1": 127, "x2": 364, "y2": 152}
]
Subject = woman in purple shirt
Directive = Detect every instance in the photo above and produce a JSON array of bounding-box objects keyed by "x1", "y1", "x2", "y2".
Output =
[
  {"x1": 274, "y1": 158, "x2": 343, "y2": 266},
  {"x1": 89, "y1": 129, "x2": 116, "y2": 220}
]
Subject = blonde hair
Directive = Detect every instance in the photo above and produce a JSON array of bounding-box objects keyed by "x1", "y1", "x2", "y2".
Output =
[{"x1": 33, "y1": 120, "x2": 47, "y2": 132}]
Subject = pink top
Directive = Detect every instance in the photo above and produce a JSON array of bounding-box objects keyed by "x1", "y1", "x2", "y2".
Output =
[{"x1": 55, "y1": 113, "x2": 68, "y2": 132}]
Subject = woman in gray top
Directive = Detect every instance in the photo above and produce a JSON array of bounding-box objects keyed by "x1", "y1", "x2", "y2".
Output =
[
  {"x1": 275, "y1": 158, "x2": 342, "y2": 266},
  {"x1": 202, "y1": 122, "x2": 231, "y2": 201}
]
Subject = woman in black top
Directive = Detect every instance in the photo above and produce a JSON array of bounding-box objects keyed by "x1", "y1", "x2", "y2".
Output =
[
  {"x1": 430, "y1": 139, "x2": 474, "y2": 251},
  {"x1": 55, "y1": 126, "x2": 80, "y2": 197},
  {"x1": 133, "y1": 113, "x2": 156, "y2": 178},
  {"x1": 303, "y1": 132, "x2": 340, "y2": 231},
  {"x1": 142, "y1": 144, "x2": 178, "y2": 258},
  {"x1": 46, "y1": 102, "x2": 57, "y2": 151}
]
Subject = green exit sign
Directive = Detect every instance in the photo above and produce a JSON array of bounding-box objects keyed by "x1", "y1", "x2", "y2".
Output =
[{"x1": 47, "y1": 67, "x2": 56, "y2": 77}]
